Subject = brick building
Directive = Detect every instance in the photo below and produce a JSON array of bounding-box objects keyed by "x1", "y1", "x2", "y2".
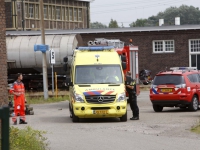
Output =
[
  {"x1": 0, "y1": 0, "x2": 8, "y2": 105},
  {"x1": 5, "y1": 0, "x2": 93, "y2": 31},
  {"x1": 76, "y1": 25, "x2": 200, "y2": 77}
]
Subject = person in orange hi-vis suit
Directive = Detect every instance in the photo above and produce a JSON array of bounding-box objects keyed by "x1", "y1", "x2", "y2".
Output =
[{"x1": 10, "y1": 73, "x2": 27, "y2": 125}]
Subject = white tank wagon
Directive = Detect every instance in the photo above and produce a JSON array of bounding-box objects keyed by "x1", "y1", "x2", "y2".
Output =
[{"x1": 6, "y1": 34, "x2": 83, "y2": 75}]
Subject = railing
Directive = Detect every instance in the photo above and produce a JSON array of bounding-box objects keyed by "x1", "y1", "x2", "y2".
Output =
[{"x1": 0, "y1": 107, "x2": 9, "y2": 150}]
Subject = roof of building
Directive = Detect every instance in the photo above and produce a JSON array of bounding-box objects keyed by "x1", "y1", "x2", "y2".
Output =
[{"x1": 6, "y1": 25, "x2": 200, "y2": 36}]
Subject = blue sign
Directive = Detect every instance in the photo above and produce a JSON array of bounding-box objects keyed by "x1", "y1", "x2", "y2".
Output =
[{"x1": 34, "y1": 44, "x2": 49, "y2": 53}]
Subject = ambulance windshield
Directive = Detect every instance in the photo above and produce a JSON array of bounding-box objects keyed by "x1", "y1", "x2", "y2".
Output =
[{"x1": 75, "y1": 65, "x2": 123, "y2": 84}]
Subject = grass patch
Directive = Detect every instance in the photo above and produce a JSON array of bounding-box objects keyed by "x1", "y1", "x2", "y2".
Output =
[
  {"x1": 191, "y1": 121, "x2": 200, "y2": 134},
  {"x1": 10, "y1": 126, "x2": 49, "y2": 150},
  {"x1": 26, "y1": 95, "x2": 69, "y2": 104}
]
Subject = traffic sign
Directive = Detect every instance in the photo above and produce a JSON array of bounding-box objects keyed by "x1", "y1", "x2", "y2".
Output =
[{"x1": 50, "y1": 49, "x2": 55, "y2": 64}]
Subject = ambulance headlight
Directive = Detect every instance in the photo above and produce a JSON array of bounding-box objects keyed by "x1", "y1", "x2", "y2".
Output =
[
  {"x1": 75, "y1": 94, "x2": 85, "y2": 103},
  {"x1": 117, "y1": 93, "x2": 126, "y2": 102}
]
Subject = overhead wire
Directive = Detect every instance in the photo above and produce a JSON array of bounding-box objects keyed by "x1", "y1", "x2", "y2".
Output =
[
  {"x1": 91, "y1": 0, "x2": 192, "y2": 14},
  {"x1": 91, "y1": 0, "x2": 176, "y2": 8}
]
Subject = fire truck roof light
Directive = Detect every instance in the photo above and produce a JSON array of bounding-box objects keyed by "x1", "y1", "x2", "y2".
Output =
[
  {"x1": 170, "y1": 67, "x2": 197, "y2": 70},
  {"x1": 78, "y1": 46, "x2": 114, "y2": 51}
]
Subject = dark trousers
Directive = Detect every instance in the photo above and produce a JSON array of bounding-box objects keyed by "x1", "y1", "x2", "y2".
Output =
[{"x1": 129, "y1": 94, "x2": 139, "y2": 117}]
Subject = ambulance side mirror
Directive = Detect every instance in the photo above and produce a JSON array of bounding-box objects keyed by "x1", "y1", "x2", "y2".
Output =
[{"x1": 122, "y1": 62, "x2": 127, "y2": 70}]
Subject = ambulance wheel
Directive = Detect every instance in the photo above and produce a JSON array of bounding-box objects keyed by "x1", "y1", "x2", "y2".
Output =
[
  {"x1": 153, "y1": 105, "x2": 163, "y2": 112},
  {"x1": 29, "y1": 111, "x2": 34, "y2": 115},
  {"x1": 120, "y1": 110, "x2": 127, "y2": 122},
  {"x1": 188, "y1": 95, "x2": 198, "y2": 111},
  {"x1": 69, "y1": 103, "x2": 72, "y2": 118},
  {"x1": 72, "y1": 109, "x2": 79, "y2": 122}
]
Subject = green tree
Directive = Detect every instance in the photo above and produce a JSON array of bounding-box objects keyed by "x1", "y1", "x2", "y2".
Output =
[
  {"x1": 129, "y1": 18, "x2": 148, "y2": 27},
  {"x1": 129, "y1": 5, "x2": 200, "y2": 27},
  {"x1": 108, "y1": 19, "x2": 119, "y2": 28},
  {"x1": 90, "y1": 22, "x2": 107, "y2": 29},
  {"x1": 155, "y1": 5, "x2": 200, "y2": 25}
]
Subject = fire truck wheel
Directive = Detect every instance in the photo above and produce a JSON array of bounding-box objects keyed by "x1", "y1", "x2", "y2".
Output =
[
  {"x1": 72, "y1": 109, "x2": 79, "y2": 122},
  {"x1": 188, "y1": 95, "x2": 198, "y2": 111},
  {"x1": 120, "y1": 111, "x2": 127, "y2": 122},
  {"x1": 153, "y1": 105, "x2": 163, "y2": 112}
]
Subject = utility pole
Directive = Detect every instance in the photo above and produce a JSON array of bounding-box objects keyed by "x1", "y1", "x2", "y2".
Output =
[{"x1": 39, "y1": 0, "x2": 49, "y2": 99}]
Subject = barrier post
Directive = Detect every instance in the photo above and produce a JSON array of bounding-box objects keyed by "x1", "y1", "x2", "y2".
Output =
[{"x1": 0, "y1": 107, "x2": 9, "y2": 150}]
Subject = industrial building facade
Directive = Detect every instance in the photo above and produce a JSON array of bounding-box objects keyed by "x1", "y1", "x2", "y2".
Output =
[{"x1": 5, "y1": 0, "x2": 92, "y2": 30}]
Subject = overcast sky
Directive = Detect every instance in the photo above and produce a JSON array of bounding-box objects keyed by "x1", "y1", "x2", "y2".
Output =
[{"x1": 90, "y1": 0, "x2": 200, "y2": 27}]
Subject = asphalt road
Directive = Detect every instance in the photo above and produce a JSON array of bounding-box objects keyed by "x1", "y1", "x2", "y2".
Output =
[{"x1": 10, "y1": 91, "x2": 200, "y2": 150}]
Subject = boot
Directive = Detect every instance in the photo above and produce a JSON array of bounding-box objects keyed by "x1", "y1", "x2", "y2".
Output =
[
  {"x1": 19, "y1": 119, "x2": 28, "y2": 124},
  {"x1": 130, "y1": 116, "x2": 139, "y2": 120}
]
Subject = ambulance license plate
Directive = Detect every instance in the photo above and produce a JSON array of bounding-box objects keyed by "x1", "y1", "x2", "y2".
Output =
[
  {"x1": 161, "y1": 88, "x2": 172, "y2": 92},
  {"x1": 93, "y1": 110, "x2": 108, "y2": 114}
]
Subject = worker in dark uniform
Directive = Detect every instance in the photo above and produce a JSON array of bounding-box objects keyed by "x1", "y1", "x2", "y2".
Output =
[{"x1": 125, "y1": 71, "x2": 139, "y2": 120}]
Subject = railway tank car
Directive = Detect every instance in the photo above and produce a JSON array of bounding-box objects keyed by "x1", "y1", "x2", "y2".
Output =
[
  {"x1": 6, "y1": 33, "x2": 83, "y2": 90},
  {"x1": 7, "y1": 34, "x2": 83, "y2": 74}
]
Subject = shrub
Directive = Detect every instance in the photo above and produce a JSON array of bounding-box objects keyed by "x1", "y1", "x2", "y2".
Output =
[{"x1": 10, "y1": 126, "x2": 49, "y2": 150}]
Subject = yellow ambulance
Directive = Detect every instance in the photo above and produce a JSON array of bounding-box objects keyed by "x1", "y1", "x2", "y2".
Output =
[{"x1": 66, "y1": 46, "x2": 127, "y2": 122}]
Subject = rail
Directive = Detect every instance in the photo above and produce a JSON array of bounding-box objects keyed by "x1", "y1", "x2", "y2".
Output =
[{"x1": 0, "y1": 107, "x2": 9, "y2": 150}]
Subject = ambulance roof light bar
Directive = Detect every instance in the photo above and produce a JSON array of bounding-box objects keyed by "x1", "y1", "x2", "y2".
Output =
[
  {"x1": 170, "y1": 67, "x2": 197, "y2": 71},
  {"x1": 78, "y1": 46, "x2": 114, "y2": 51}
]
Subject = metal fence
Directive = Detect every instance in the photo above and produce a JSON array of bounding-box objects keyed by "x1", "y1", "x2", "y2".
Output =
[{"x1": 0, "y1": 107, "x2": 9, "y2": 150}]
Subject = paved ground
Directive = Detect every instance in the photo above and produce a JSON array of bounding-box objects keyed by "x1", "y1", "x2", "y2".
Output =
[{"x1": 11, "y1": 91, "x2": 200, "y2": 150}]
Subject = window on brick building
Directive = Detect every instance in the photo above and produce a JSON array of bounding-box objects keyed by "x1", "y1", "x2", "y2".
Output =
[
  {"x1": 62, "y1": 8, "x2": 65, "y2": 20},
  {"x1": 35, "y1": 5, "x2": 39, "y2": 19},
  {"x1": 153, "y1": 40, "x2": 174, "y2": 53},
  {"x1": 49, "y1": 6, "x2": 52, "y2": 19},
  {"x1": 52, "y1": 6, "x2": 55, "y2": 20},
  {"x1": 56, "y1": 6, "x2": 61, "y2": 20},
  {"x1": 189, "y1": 39, "x2": 200, "y2": 52},
  {"x1": 189, "y1": 39, "x2": 200, "y2": 70},
  {"x1": 29, "y1": 4, "x2": 34, "y2": 18},
  {"x1": 69, "y1": 8, "x2": 73, "y2": 21},
  {"x1": 25, "y1": 3, "x2": 28, "y2": 18},
  {"x1": 78, "y1": 8, "x2": 82, "y2": 21},
  {"x1": 44, "y1": 5, "x2": 48, "y2": 19},
  {"x1": 65, "y1": 8, "x2": 68, "y2": 21},
  {"x1": 74, "y1": 8, "x2": 77, "y2": 21}
]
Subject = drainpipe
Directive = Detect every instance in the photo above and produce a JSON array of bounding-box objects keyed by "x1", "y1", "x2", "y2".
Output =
[{"x1": 21, "y1": 0, "x2": 24, "y2": 31}]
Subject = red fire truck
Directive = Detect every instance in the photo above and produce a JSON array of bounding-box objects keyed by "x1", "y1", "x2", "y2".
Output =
[{"x1": 87, "y1": 38, "x2": 140, "y2": 95}]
